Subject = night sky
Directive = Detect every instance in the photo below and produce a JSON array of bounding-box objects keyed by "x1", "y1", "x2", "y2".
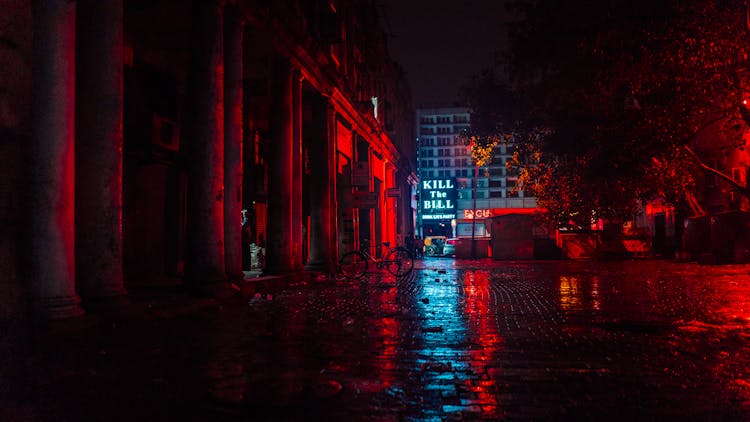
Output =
[{"x1": 380, "y1": 0, "x2": 515, "y2": 108}]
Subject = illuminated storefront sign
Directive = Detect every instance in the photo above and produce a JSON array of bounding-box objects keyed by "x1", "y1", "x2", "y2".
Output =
[
  {"x1": 420, "y1": 179, "x2": 456, "y2": 218},
  {"x1": 422, "y1": 214, "x2": 455, "y2": 220},
  {"x1": 463, "y1": 209, "x2": 492, "y2": 219}
]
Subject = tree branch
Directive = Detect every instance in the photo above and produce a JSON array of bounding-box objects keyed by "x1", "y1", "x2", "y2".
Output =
[
  {"x1": 684, "y1": 145, "x2": 750, "y2": 197},
  {"x1": 680, "y1": 112, "x2": 733, "y2": 147}
]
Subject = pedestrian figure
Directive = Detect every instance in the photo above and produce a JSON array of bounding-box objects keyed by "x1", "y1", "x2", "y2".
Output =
[
  {"x1": 405, "y1": 232, "x2": 414, "y2": 256},
  {"x1": 415, "y1": 236, "x2": 424, "y2": 259}
]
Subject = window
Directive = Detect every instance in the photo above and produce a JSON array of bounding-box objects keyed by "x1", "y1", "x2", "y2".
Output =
[
  {"x1": 489, "y1": 180, "x2": 503, "y2": 188},
  {"x1": 490, "y1": 191, "x2": 503, "y2": 198},
  {"x1": 733, "y1": 167, "x2": 744, "y2": 184}
]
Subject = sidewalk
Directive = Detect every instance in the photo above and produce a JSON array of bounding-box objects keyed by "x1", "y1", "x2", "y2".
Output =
[{"x1": 5, "y1": 270, "x2": 321, "y2": 421}]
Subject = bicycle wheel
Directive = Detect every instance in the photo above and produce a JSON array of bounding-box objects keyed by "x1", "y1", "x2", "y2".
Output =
[
  {"x1": 339, "y1": 251, "x2": 368, "y2": 279},
  {"x1": 385, "y1": 247, "x2": 413, "y2": 277}
]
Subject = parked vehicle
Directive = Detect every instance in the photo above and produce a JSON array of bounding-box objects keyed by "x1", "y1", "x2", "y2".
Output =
[
  {"x1": 443, "y1": 238, "x2": 458, "y2": 256},
  {"x1": 424, "y1": 236, "x2": 446, "y2": 256}
]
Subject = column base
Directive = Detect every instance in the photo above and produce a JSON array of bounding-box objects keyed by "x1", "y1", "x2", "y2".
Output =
[
  {"x1": 39, "y1": 295, "x2": 86, "y2": 320},
  {"x1": 226, "y1": 271, "x2": 245, "y2": 282},
  {"x1": 183, "y1": 268, "x2": 228, "y2": 286},
  {"x1": 81, "y1": 293, "x2": 131, "y2": 315},
  {"x1": 185, "y1": 280, "x2": 236, "y2": 300},
  {"x1": 304, "y1": 260, "x2": 335, "y2": 275}
]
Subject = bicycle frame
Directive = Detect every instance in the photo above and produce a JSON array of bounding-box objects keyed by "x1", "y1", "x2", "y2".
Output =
[
  {"x1": 360, "y1": 243, "x2": 398, "y2": 267},
  {"x1": 338, "y1": 240, "x2": 414, "y2": 279}
]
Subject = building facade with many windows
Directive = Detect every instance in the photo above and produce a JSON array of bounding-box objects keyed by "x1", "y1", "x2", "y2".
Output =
[
  {"x1": 416, "y1": 107, "x2": 537, "y2": 240},
  {"x1": 416, "y1": 108, "x2": 470, "y2": 237}
]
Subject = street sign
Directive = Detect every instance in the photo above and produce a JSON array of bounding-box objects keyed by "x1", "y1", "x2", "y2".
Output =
[{"x1": 352, "y1": 191, "x2": 378, "y2": 208}]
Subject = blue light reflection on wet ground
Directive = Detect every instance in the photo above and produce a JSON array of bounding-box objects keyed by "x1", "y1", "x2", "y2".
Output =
[
  {"x1": 201, "y1": 259, "x2": 750, "y2": 420},
  {"x1": 32, "y1": 259, "x2": 750, "y2": 420}
]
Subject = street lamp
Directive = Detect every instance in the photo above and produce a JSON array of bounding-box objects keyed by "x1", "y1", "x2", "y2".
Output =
[{"x1": 471, "y1": 160, "x2": 478, "y2": 258}]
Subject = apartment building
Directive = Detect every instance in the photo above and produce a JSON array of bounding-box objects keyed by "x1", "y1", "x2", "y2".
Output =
[{"x1": 416, "y1": 107, "x2": 536, "y2": 239}]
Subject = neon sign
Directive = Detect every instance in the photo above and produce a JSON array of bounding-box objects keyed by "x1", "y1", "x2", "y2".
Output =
[
  {"x1": 420, "y1": 179, "x2": 456, "y2": 217},
  {"x1": 464, "y1": 209, "x2": 492, "y2": 219}
]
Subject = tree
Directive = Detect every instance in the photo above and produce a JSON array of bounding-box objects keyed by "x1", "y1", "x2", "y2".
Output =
[
  {"x1": 491, "y1": 0, "x2": 750, "y2": 227},
  {"x1": 458, "y1": 70, "x2": 509, "y2": 256}
]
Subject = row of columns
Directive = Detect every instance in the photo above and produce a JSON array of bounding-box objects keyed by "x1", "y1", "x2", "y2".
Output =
[
  {"x1": 29, "y1": 0, "x2": 342, "y2": 319},
  {"x1": 265, "y1": 60, "x2": 338, "y2": 274},
  {"x1": 28, "y1": 0, "x2": 247, "y2": 319}
]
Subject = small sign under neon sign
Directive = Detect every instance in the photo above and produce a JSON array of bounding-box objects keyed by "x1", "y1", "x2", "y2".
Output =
[
  {"x1": 423, "y1": 214, "x2": 455, "y2": 220},
  {"x1": 464, "y1": 209, "x2": 492, "y2": 219}
]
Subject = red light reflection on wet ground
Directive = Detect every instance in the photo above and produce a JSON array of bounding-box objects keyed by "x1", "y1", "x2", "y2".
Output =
[
  {"x1": 29, "y1": 259, "x2": 750, "y2": 420},
  {"x1": 463, "y1": 269, "x2": 503, "y2": 415},
  {"x1": 196, "y1": 260, "x2": 750, "y2": 420}
]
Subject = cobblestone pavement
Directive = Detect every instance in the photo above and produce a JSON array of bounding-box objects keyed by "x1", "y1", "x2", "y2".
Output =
[{"x1": 22, "y1": 259, "x2": 750, "y2": 420}]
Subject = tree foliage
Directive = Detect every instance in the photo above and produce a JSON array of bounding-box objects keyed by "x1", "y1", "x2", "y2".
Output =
[{"x1": 467, "y1": 0, "x2": 750, "y2": 227}]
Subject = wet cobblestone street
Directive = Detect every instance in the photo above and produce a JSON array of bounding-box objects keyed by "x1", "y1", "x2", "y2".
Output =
[{"x1": 27, "y1": 259, "x2": 750, "y2": 420}]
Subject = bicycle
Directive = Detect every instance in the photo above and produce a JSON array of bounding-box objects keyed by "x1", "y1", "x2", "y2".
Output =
[{"x1": 338, "y1": 239, "x2": 414, "y2": 279}]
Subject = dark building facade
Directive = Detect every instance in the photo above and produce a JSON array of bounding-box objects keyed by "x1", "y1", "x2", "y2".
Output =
[{"x1": 0, "y1": 0, "x2": 416, "y2": 322}]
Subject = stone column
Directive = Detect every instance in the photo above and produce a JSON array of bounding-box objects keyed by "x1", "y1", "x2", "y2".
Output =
[
  {"x1": 306, "y1": 99, "x2": 335, "y2": 272},
  {"x1": 265, "y1": 57, "x2": 293, "y2": 274},
  {"x1": 326, "y1": 104, "x2": 339, "y2": 273},
  {"x1": 30, "y1": 0, "x2": 84, "y2": 319},
  {"x1": 185, "y1": 0, "x2": 226, "y2": 284},
  {"x1": 223, "y1": 7, "x2": 243, "y2": 280},
  {"x1": 75, "y1": 0, "x2": 127, "y2": 305},
  {"x1": 291, "y1": 72, "x2": 303, "y2": 270}
]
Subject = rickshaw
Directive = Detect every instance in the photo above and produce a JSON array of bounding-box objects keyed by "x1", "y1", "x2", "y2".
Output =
[{"x1": 423, "y1": 236, "x2": 446, "y2": 256}]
